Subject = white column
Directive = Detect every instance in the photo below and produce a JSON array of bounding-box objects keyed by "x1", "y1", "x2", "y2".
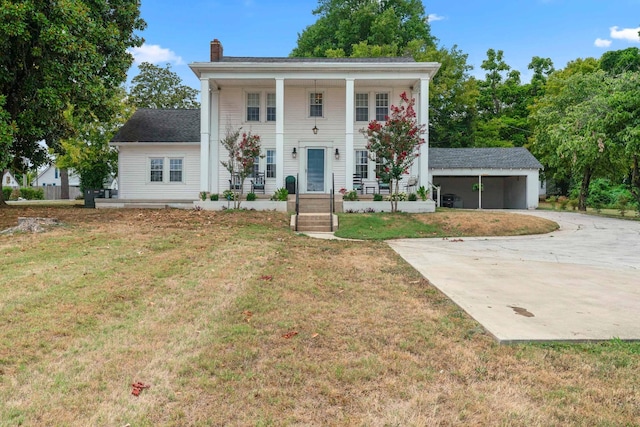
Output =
[
  {"x1": 419, "y1": 77, "x2": 430, "y2": 189},
  {"x1": 345, "y1": 78, "x2": 355, "y2": 190},
  {"x1": 210, "y1": 88, "x2": 220, "y2": 193},
  {"x1": 200, "y1": 78, "x2": 210, "y2": 192},
  {"x1": 275, "y1": 78, "x2": 285, "y2": 188}
]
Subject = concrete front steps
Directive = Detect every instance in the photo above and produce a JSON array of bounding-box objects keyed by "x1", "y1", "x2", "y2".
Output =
[
  {"x1": 289, "y1": 194, "x2": 340, "y2": 232},
  {"x1": 290, "y1": 213, "x2": 339, "y2": 233}
]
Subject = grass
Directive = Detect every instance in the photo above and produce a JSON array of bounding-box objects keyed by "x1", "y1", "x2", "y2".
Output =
[
  {"x1": 538, "y1": 201, "x2": 640, "y2": 220},
  {"x1": 335, "y1": 209, "x2": 559, "y2": 240},
  {"x1": 1, "y1": 206, "x2": 639, "y2": 425}
]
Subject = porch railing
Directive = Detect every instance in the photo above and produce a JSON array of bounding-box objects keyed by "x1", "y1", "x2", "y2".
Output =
[
  {"x1": 295, "y1": 173, "x2": 299, "y2": 231},
  {"x1": 330, "y1": 173, "x2": 335, "y2": 232}
]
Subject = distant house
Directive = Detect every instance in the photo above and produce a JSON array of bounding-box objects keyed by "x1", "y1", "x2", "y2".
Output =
[
  {"x1": 111, "y1": 38, "x2": 542, "y2": 209},
  {"x1": 2, "y1": 171, "x2": 20, "y2": 189},
  {"x1": 34, "y1": 165, "x2": 81, "y2": 187}
]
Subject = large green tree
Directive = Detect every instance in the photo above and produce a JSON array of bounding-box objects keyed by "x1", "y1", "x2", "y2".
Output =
[
  {"x1": 0, "y1": 0, "x2": 145, "y2": 206},
  {"x1": 129, "y1": 62, "x2": 200, "y2": 109},
  {"x1": 291, "y1": 0, "x2": 435, "y2": 58},
  {"x1": 57, "y1": 88, "x2": 134, "y2": 192},
  {"x1": 530, "y1": 70, "x2": 632, "y2": 210}
]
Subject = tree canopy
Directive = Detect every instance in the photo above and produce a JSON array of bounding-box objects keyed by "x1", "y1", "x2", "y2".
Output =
[
  {"x1": 291, "y1": 0, "x2": 435, "y2": 58},
  {"x1": 129, "y1": 62, "x2": 200, "y2": 109},
  {"x1": 0, "y1": 0, "x2": 145, "y2": 174}
]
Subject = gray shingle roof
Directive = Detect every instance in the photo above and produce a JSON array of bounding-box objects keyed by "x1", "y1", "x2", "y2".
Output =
[
  {"x1": 429, "y1": 147, "x2": 542, "y2": 170},
  {"x1": 111, "y1": 109, "x2": 200, "y2": 143},
  {"x1": 218, "y1": 56, "x2": 416, "y2": 63}
]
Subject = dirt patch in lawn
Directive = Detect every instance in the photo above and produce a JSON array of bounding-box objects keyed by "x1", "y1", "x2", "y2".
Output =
[{"x1": 415, "y1": 210, "x2": 558, "y2": 237}]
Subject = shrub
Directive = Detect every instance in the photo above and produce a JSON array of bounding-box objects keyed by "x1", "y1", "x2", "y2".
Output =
[
  {"x1": 222, "y1": 190, "x2": 237, "y2": 201},
  {"x1": 618, "y1": 194, "x2": 630, "y2": 217},
  {"x1": 2, "y1": 187, "x2": 11, "y2": 201},
  {"x1": 210, "y1": 193, "x2": 219, "y2": 201},
  {"x1": 558, "y1": 196, "x2": 569, "y2": 210},
  {"x1": 10, "y1": 188, "x2": 20, "y2": 200},
  {"x1": 546, "y1": 196, "x2": 557, "y2": 209},
  {"x1": 408, "y1": 193, "x2": 417, "y2": 201},
  {"x1": 20, "y1": 187, "x2": 44, "y2": 200},
  {"x1": 271, "y1": 188, "x2": 288, "y2": 201},
  {"x1": 569, "y1": 198, "x2": 579, "y2": 210},
  {"x1": 387, "y1": 192, "x2": 407, "y2": 202},
  {"x1": 199, "y1": 191, "x2": 207, "y2": 201},
  {"x1": 343, "y1": 190, "x2": 358, "y2": 201},
  {"x1": 373, "y1": 193, "x2": 383, "y2": 202},
  {"x1": 416, "y1": 185, "x2": 429, "y2": 201},
  {"x1": 246, "y1": 192, "x2": 257, "y2": 201}
]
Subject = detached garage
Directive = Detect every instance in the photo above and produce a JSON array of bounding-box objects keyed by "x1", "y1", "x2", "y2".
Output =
[{"x1": 429, "y1": 147, "x2": 542, "y2": 209}]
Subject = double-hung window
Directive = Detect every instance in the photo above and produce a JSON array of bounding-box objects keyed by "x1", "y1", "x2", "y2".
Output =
[
  {"x1": 169, "y1": 158, "x2": 183, "y2": 182},
  {"x1": 246, "y1": 93, "x2": 260, "y2": 121},
  {"x1": 266, "y1": 93, "x2": 276, "y2": 122},
  {"x1": 355, "y1": 93, "x2": 369, "y2": 122},
  {"x1": 375, "y1": 93, "x2": 389, "y2": 121},
  {"x1": 266, "y1": 149, "x2": 276, "y2": 178},
  {"x1": 310, "y1": 92, "x2": 323, "y2": 117},
  {"x1": 355, "y1": 150, "x2": 369, "y2": 179},
  {"x1": 150, "y1": 158, "x2": 164, "y2": 182}
]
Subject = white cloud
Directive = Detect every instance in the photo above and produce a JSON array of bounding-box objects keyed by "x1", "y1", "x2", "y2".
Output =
[
  {"x1": 128, "y1": 43, "x2": 184, "y2": 65},
  {"x1": 427, "y1": 13, "x2": 445, "y2": 22},
  {"x1": 609, "y1": 26, "x2": 640, "y2": 43},
  {"x1": 594, "y1": 38, "x2": 612, "y2": 48}
]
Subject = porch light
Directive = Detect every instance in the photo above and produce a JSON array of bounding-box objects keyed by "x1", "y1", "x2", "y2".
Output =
[
  {"x1": 292, "y1": 147, "x2": 297, "y2": 159},
  {"x1": 312, "y1": 125, "x2": 319, "y2": 135},
  {"x1": 335, "y1": 148, "x2": 340, "y2": 160}
]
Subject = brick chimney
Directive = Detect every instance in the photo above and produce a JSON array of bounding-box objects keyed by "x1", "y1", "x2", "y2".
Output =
[{"x1": 210, "y1": 39, "x2": 223, "y2": 62}]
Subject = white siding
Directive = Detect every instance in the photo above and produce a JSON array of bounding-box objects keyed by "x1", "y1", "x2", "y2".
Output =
[
  {"x1": 213, "y1": 84, "x2": 412, "y2": 194},
  {"x1": 118, "y1": 145, "x2": 200, "y2": 200}
]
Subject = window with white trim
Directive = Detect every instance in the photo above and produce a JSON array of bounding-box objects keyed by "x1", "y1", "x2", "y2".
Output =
[
  {"x1": 375, "y1": 93, "x2": 389, "y2": 121},
  {"x1": 266, "y1": 93, "x2": 276, "y2": 122},
  {"x1": 266, "y1": 149, "x2": 276, "y2": 178},
  {"x1": 246, "y1": 93, "x2": 260, "y2": 121},
  {"x1": 355, "y1": 150, "x2": 369, "y2": 179},
  {"x1": 310, "y1": 92, "x2": 323, "y2": 117},
  {"x1": 169, "y1": 158, "x2": 183, "y2": 182},
  {"x1": 355, "y1": 93, "x2": 369, "y2": 121},
  {"x1": 150, "y1": 158, "x2": 164, "y2": 182}
]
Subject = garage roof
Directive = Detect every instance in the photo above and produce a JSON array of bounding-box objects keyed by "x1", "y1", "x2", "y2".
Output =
[
  {"x1": 111, "y1": 109, "x2": 200, "y2": 143},
  {"x1": 430, "y1": 147, "x2": 542, "y2": 170}
]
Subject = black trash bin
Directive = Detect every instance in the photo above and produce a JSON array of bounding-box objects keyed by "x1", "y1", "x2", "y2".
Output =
[
  {"x1": 285, "y1": 175, "x2": 296, "y2": 194},
  {"x1": 84, "y1": 189, "x2": 105, "y2": 208}
]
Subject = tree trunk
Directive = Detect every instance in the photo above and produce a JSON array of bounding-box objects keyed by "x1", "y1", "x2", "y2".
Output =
[
  {"x1": 0, "y1": 169, "x2": 7, "y2": 207},
  {"x1": 60, "y1": 168, "x2": 70, "y2": 200},
  {"x1": 631, "y1": 155, "x2": 640, "y2": 206},
  {"x1": 578, "y1": 167, "x2": 592, "y2": 211}
]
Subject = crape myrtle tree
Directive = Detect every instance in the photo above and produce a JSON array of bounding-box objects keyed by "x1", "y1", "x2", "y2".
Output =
[
  {"x1": 0, "y1": 0, "x2": 145, "y2": 207},
  {"x1": 220, "y1": 127, "x2": 262, "y2": 209},
  {"x1": 361, "y1": 92, "x2": 425, "y2": 212}
]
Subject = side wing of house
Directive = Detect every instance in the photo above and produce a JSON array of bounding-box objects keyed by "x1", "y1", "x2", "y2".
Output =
[
  {"x1": 110, "y1": 109, "x2": 201, "y2": 201},
  {"x1": 34, "y1": 166, "x2": 81, "y2": 187}
]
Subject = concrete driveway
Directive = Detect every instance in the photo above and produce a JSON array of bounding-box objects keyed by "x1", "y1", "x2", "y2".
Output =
[{"x1": 388, "y1": 211, "x2": 640, "y2": 343}]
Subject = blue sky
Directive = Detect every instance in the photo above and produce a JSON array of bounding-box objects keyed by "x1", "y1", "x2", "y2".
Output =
[{"x1": 128, "y1": 0, "x2": 640, "y2": 90}]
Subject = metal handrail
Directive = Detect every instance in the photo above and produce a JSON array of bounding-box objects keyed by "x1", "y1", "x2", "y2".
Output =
[
  {"x1": 330, "y1": 173, "x2": 335, "y2": 232},
  {"x1": 295, "y1": 173, "x2": 299, "y2": 231}
]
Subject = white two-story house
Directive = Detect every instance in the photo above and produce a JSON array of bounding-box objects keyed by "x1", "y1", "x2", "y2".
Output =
[{"x1": 111, "y1": 39, "x2": 541, "y2": 209}]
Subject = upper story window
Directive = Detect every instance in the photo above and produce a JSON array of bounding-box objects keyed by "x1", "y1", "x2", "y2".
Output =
[
  {"x1": 355, "y1": 93, "x2": 369, "y2": 122},
  {"x1": 310, "y1": 92, "x2": 323, "y2": 118},
  {"x1": 246, "y1": 93, "x2": 260, "y2": 121},
  {"x1": 150, "y1": 158, "x2": 164, "y2": 182},
  {"x1": 375, "y1": 93, "x2": 389, "y2": 121},
  {"x1": 266, "y1": 149, "x2": 276, "y2": 178},
  {"x1": 266, "y1": 93, "x2": 276, "y2": 122}
]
